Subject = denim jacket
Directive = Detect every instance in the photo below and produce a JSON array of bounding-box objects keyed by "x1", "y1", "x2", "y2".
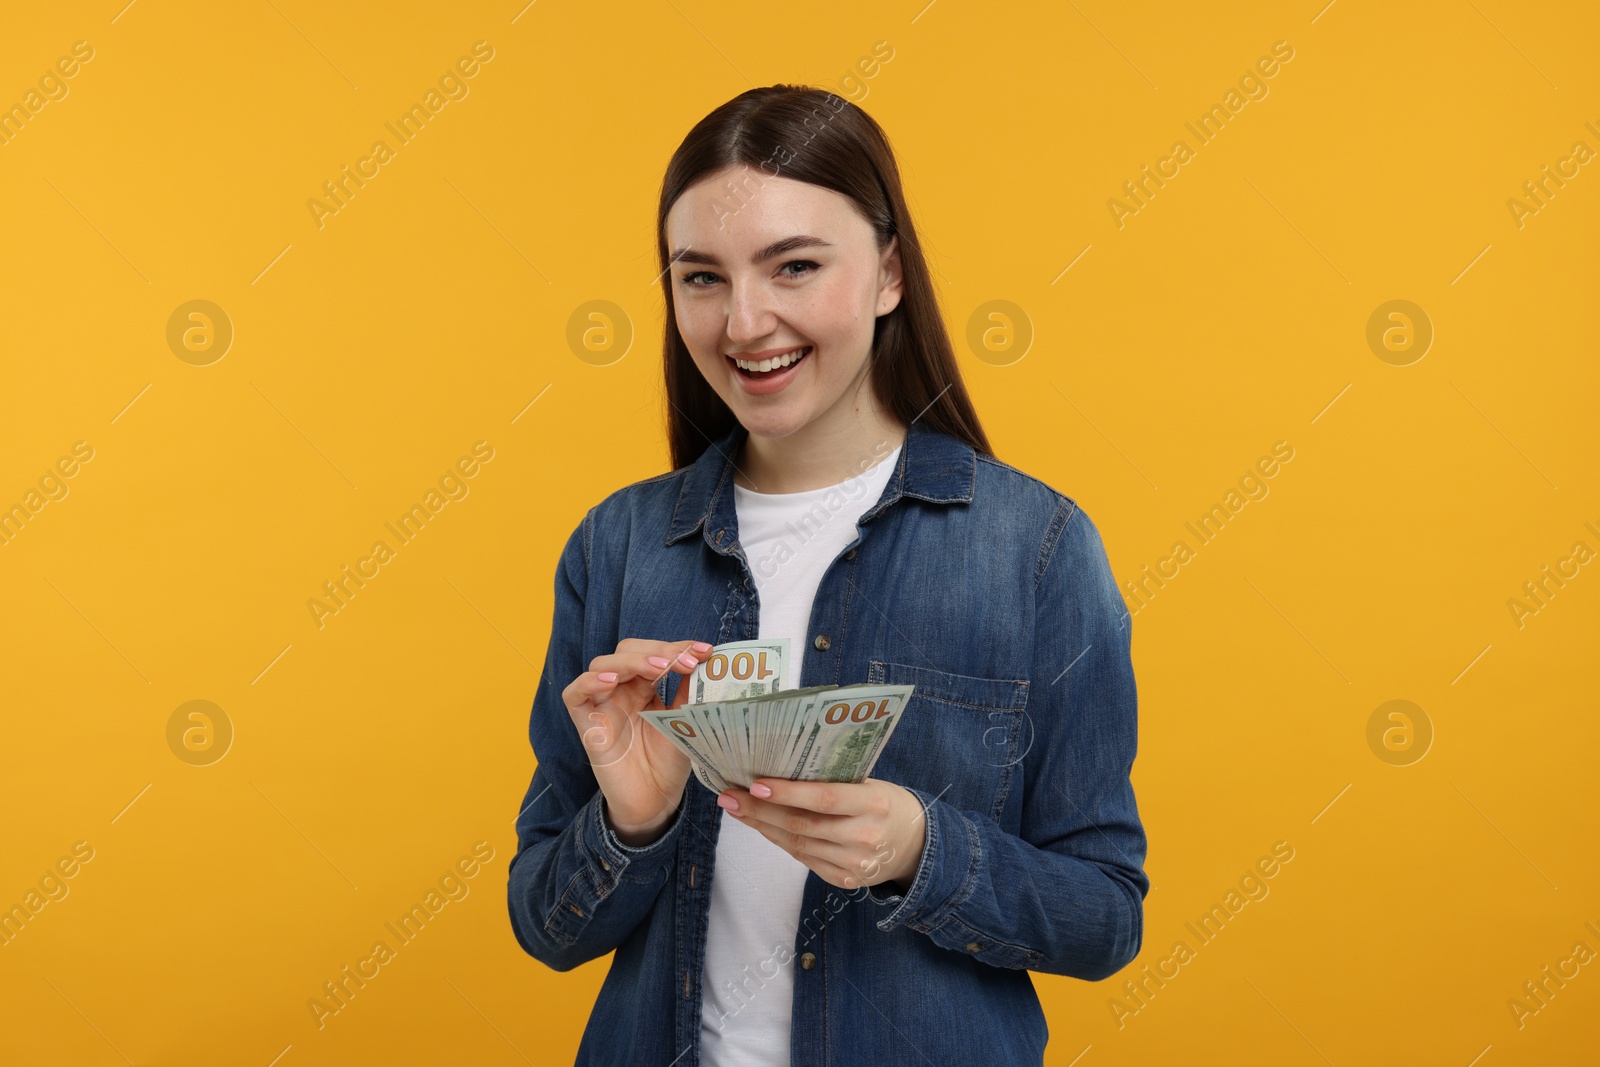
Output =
[{"x1": 507, "y1": 417, "x2": 1149, "y2": 1066}]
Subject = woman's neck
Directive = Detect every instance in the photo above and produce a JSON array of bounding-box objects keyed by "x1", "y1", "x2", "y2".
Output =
[{"x1": 733, "y1": 406, "x2": 907, "y2": 494}]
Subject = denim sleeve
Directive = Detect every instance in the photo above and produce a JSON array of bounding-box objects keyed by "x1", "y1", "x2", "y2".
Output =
[
  {"x1": 866, "y1": 500, "x2": 1149, "y2": 980},
  {"x1": 506, "y1": 509, "x2": 688, "y2": 972}
]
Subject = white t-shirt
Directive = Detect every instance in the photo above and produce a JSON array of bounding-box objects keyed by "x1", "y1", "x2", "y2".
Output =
[{"x1": 698, "y1": 441, "x2": 903, "y2": 1066}]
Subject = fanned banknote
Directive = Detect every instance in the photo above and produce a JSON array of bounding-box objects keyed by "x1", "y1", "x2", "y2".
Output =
[{"x1": 641, "y1": 638, "x2": 914, "y2": 791}]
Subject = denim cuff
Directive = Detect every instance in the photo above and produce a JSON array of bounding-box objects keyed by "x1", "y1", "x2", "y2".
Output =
[
  {"x1": 581, "y1": 789, "x2": 686, "y2": 890},
  {"x1": 537, "y1": 788, "x2": 686, "y2": 949},
  {"x1": 866, "y1": 786, "x2": 977, "y2": 933}
]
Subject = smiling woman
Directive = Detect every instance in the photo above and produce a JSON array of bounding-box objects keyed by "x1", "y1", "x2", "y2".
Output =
[
  {"x1": 508, "y1": 84, "x2": 1148, "y2": 1067},
  {"x1": 658, "y1": 94, "x2": 985, "y2": 494}
]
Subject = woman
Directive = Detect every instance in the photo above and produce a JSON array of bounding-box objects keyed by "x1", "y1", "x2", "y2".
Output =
[{"x1": 508, "y1": 84, "x2": 1148, "y2": 1067}]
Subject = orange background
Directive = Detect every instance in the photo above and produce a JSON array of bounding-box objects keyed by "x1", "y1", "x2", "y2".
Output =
[{"x1": 1, "y1": 1, "x2": 1595, "y2": 1064}]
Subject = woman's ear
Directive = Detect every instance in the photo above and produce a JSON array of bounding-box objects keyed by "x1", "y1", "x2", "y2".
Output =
[{"x1": 876, "y1": 235, "x2": 904, "y2": 317}]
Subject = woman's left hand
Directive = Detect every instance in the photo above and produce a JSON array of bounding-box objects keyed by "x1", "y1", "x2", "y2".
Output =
[{"x1": 716, "y1": 778, "x2": 926, "y2": 892}]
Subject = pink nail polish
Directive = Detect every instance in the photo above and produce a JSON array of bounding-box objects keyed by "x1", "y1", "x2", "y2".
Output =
[
  {"x1": 749, "y1": 782, "x2": 772, "y2": 799},
  {"x1": 717, "y1": 794, "x2": 739, "y2": 813},
  {"x1": 648, "y1": 655, "x2": 670, "y2": 668}
]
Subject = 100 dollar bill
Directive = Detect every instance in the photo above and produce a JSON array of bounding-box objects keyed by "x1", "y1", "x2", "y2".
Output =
[
  {"x1": 689, "y1": 637, "x2": 791, "y2": 704},
  {"x1": 778, "y1": 685, "x2": 911, "y2": 782}
]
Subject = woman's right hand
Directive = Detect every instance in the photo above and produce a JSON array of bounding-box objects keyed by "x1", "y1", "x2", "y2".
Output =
[{"x1": 562, "y1": 638, "x2": 710, "y2": 846}]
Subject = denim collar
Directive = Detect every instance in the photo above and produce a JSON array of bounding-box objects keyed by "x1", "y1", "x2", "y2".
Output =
[{"x1": 664, "y1": 417, "x2": 976, "y2": 550}]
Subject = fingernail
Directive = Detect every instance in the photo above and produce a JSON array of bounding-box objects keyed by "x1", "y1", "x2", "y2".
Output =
[
  {"x1": 677, "y1": 650, "x2": 698, "y2": 667},
  {"x1": 598, "y1": 671, "x2": 618, "y2": 683},
  {"x1": 749, "y1": 782, "x2": 772, "y2": 799},
  {"x1": 691, "y1": 641, "x2": 713, "y2": 653},
  {"x1": 716, "y1": 794, "x2": 739, "y2": 813},
  {"x1": 647, "y1": 655, "x2": 670, "y2": 669}
]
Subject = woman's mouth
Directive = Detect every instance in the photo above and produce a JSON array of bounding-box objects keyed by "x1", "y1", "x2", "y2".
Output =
[{"x1": 726, "y1": 345, "x2": 812, "y2": 394}]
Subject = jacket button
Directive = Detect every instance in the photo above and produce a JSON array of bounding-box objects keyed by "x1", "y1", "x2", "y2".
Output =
[
  {"x1": 844, "y1": 547, "x2": 858, "y2": 560},
  {"x1": 966, "y1": 942, "x2": 982, "y2": 953},
  {"x1": 813, "y1": 634, "x2": 831, "y2": 651},
  {"x1": 800, "y1": 952, "x2": 817, "y2": 970}
]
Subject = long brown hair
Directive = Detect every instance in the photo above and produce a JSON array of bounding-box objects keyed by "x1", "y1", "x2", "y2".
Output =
[{"x1": 656, "y1": 84, "x2": 992, "y2": 471}]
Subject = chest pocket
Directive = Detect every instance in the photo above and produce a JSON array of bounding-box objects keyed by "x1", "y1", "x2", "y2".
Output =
[{"x1": 865, "y1": 660, "x2": 1031, "y2": 822}]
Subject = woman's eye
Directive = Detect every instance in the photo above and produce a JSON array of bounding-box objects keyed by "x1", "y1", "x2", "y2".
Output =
[
  {"x1": 682, "y1": 271, "x2": 717, "y2": 288},
  {"x1": 779, "y1": 259, "x2": 820, "y2": 278}
]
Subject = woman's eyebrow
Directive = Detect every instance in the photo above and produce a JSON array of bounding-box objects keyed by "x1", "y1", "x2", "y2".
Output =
[{"x1": 668, "y1": 235, "x2": 833, "y2": 267}]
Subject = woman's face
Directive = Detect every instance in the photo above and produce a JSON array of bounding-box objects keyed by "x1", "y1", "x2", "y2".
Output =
[{"x1": 665, "y1": 165, "x2": 902, "y2": 442}]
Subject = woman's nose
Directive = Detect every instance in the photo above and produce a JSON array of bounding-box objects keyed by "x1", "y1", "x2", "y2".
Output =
[{"x1": 724, "y1": 282, "x2": 777, "y2": 342}]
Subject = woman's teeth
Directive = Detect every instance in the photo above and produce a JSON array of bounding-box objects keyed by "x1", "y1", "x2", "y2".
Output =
[{"x1": 734, "y1": 346, "x2": 810, "y2": 372}]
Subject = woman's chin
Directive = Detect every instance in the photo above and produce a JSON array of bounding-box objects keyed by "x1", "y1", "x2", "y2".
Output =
[{"x1": 733, "y1": 406, "x2": 811, "y2": 440}]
